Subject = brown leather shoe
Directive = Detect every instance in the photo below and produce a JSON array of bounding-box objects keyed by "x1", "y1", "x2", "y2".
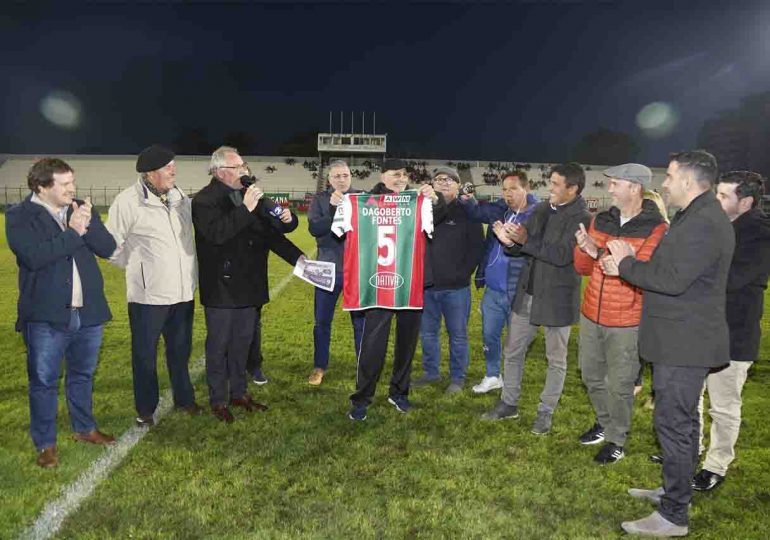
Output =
[
  {"x1": 231, "y1": 395, "x2": 268, "y2": 412},
  {"x1": 308, "y1": 368, "x2": 325, "y2": 386},
  {"x1": 212, "y1": 405, "x2": 235, "y2": 423},
  {"x1": 73, "y1": 429, "x2": 117, "y2": 445},
  {"x1": 36, "y1": 446, "x2": 58, "y2": 468},
  {"x1": 175, "y1": 403, "x2": 203, "y2": 416}
]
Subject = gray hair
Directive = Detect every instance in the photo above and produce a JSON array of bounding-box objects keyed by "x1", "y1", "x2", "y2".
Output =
[
  {"x1": 209, "y1": 145, "x2": 239, "y2": 175},
  {"x1": 327, "y1": 159, "x2": 349, "y2": 177}
]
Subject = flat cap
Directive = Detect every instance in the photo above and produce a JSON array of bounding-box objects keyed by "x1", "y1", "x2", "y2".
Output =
[{"x1": 602, "y1": 163, "x2": 652, "y2": 188}]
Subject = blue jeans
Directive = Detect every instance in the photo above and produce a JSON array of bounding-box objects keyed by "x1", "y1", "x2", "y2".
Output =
[
  {"x1": 313, "y1": 275, "x2": 364, "y2": 369},
  {"x1": 23, "y1": 309, "x2": 104, "y2": 450},
  {"x1": 481, "y1": 287, "x2": 514, "y2": 377},
  {"x1": 420, "y1": 286, "x2": 471, "y2": 381}
]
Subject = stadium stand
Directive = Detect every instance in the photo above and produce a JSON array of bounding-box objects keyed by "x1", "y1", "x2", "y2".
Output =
[{"x1": 0, "y1": 154, "x2": 667, "y2": 211}]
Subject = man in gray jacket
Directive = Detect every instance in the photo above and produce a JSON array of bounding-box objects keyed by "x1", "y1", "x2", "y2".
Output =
[
  {"x1": 484, "y1": 163, "x2": 591, "y2": 435},
  {"x1": 106, "y1": 145, "x2": 201, "y2": 427},
  {"x1": 607, "y1": 150, "x2": 734, "y2": 537},
  {"x1": 306, "y1": 160, "x2": 364, "y2": 385}
]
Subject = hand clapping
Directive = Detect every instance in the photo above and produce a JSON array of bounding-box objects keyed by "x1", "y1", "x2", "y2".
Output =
[{"x1": 68, "y1": 196, "x2": 92, "y2": 236}]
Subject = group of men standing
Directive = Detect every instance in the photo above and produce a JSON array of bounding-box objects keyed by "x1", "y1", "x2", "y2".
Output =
[
  {"x1": 7, "y1": 147, "x2": 768, "y2": 538},
  {"x1": 7, "y1": 144, "x2": 304, "y2": 467}
]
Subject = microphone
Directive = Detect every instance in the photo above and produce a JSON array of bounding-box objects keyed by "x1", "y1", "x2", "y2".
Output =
[{"x1": 240, "y1": 175, "x2": 284, "y2": 219}]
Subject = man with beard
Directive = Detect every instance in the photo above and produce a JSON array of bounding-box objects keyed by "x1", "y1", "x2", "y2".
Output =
[
  {"x1": 692, "y1": 170, "x2": 770, "y2": 491},
  {"x1": 608, "y1": 150, "x2": 734, "y2": 537}
]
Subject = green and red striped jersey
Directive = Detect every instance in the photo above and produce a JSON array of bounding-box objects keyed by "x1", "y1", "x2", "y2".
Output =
[{"x1": 332, "y1": 190, "x2": 434, "y2": 311}]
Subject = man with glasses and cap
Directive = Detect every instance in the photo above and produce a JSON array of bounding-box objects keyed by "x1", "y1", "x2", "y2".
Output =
[
  {"x1": 412, "y1": 166, "x2": 483, "y2": 394},
  {"x1": 192, "y1": 146, "x2": 303, "y2": 423},
  {"x1": 107, "y1": 144, "x2": 201, "y2": 427},
  {"x1": 573, "y1": 163, "x2": 667, "y2": 465}
]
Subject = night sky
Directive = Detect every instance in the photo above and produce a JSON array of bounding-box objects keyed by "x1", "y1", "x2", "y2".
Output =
[{"x1": 2, "y1": 0, "x2": 769, "y2": 166}]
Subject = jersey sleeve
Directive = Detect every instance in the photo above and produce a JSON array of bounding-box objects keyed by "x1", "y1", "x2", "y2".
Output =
[
  {"x1": 331, "y1": 194, "x2": 353, "y2": 237},
  {"x1": 419, "y1": 193, "x2": 434, "y2": 238}
]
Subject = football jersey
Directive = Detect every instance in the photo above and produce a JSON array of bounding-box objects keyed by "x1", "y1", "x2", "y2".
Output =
[{"x1": 332, "y1": 190, "x2": 433, "y2": 310}]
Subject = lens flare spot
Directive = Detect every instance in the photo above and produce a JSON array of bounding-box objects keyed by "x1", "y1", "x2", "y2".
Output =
[
  {"x1": 636, "y1": 102, "x2": 678, "y2": 138},
  {"x1": 39, "y1": 90, "x2": 82, "y2": 129}
]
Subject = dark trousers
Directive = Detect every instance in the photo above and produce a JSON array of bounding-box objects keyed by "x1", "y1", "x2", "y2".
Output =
[
  {"x1": 313, "y1": 275, "x2": 365, "y2": 370},
  {"x1": 350, "y1": 308, "x2": 421, "y2": 407},
  {"x1": 653, "y1": 364, "x2": 710, "y2": 527},
  {"x1": 245, "y1": 307, "x2": 263, "y2": 376},
  {"x1": 204, "y1": 306, "x2": 256, "y2": 406},
  {"x1": 128, "y1": 301, "x2": 195, "y2": 417}
]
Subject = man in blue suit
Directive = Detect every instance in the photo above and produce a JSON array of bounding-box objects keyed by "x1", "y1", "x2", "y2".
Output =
[{"x1": 6, "y1": 158, "x2": 117, "y2": 468}]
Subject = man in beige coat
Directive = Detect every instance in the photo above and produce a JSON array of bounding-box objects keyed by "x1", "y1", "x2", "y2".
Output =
[{"x1": 106, "y1": 145, "x2": 201, "y2": 426}]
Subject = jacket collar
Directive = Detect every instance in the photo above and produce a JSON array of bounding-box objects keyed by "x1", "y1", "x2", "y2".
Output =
[
  {"x1": 135, "y1": 179, "x2": 186, "y2": 207},
  {"x1": 672, "y1": 190, "x2": 714, "y2": 225}
]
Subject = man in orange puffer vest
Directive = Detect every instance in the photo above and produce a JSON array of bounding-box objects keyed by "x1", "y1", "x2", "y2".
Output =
[{"x1": 573, "y1": 163, "x2": 668, "y2": 465}]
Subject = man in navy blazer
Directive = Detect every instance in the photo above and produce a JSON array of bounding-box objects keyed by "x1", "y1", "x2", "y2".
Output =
[{"x1": 6, "y1": 158, "x2": 117, "y2": 468}]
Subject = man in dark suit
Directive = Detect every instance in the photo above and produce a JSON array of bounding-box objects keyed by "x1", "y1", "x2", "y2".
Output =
[
  {"x1": 489, "y1": 163, "x2": 591, "y2": 435},
  {"x1": 692, "y1": 170, "x2": 770, "y2": 491},
  {"x1": 192, "y1": 146, "x2": 303, "y2": 422},
  {"x1": 6, "y1": 158, "x2": 117, "y2": 468},
  {"x1": 605, "y1": 150, "x2": 735, "y2": 537}
]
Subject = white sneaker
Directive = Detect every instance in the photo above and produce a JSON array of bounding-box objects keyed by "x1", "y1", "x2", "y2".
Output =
[{"x1": 472, "y1": 376, "x2": 503, "y2": 394}]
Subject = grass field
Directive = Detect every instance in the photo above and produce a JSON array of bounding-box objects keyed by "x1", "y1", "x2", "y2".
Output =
[{"x1": 1, "y1": 212, "x2": 769, "y2": 539}]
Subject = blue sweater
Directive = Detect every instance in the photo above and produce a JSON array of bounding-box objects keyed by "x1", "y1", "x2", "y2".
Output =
[
  {"x1": 6, "y1": 196, "x2": 115, "y2": 331},
  {"x1": 460, "y1": 193, "x2": 539, "y2": 296}
]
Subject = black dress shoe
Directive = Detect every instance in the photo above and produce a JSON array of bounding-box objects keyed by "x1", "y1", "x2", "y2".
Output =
[
  {"x1": 692, "y1": 469, "x2": 725, "y2": 491},
  {"x1": 231, "y1": 395, "x2": 268, "y2": 412},
  {"x1": 212, "y1": 405, "x2": 235, "y2": 423}
]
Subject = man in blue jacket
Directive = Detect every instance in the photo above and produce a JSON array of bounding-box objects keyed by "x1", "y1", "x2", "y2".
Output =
[
  {"x1": 306, "y1": 159, "x2": 365, "y2": 385},
  {"x1": 459, "y1": 170, "x2": 538, "y2": 394},
  {"x1": 6, "y1": 158, "x2": 117, "y2": 468}
]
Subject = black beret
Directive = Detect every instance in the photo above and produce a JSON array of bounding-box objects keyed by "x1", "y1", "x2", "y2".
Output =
[
  {"x1": 136, "y1": 145, "x2": 175, "y2": 173},
  {"x1": 381, "y1": 158, "x2": 408, "y2": 173}
]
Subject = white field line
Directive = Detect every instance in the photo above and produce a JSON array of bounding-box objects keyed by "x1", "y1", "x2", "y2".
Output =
[{"x1": 19, "y1": 257, "x2": 306, "y2": 540}]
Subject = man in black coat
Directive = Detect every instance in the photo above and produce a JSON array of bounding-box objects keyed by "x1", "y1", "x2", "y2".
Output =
[
  {"x1": 607, "y1": 150, "x2": 735, "y2": 537},
  {"x1": 490, "y1": 163, "x2": 591, "y2": 435},
  {"x1": 413, "y1": 166, "x2": 483, "y2": 393},
  {"x1": 692, "y1": 170, "x2": 770, "y2": 491},
  {"x1": 192, "y1": 146, "x2": 303, "y2": 422}
]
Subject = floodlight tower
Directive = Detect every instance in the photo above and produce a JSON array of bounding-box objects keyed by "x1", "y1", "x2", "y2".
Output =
[{"x1": 316, "y1": 111, "x2": 387, "y2": 192}]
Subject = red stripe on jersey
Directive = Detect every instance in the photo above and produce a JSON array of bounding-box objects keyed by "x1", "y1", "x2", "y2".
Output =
[
  {"x1": 343, "y1": 196, "x2": 360, "y2": 309},
  {"x1": 408, "y1": 195, "x2": 425, "y2": 307}
]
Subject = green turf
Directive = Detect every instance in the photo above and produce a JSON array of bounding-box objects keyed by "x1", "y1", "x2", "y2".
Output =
[{"x1": 0, "y1": 213, "x2": 768, "y2": 539}]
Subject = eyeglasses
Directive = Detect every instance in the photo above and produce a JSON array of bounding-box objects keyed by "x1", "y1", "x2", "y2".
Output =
[
  {"x1": 434, "y1": 176, "x2": 458, "y2": 184},
  {"x1": 219, "y1": 162, "x2": 249, "y2": 172}
]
